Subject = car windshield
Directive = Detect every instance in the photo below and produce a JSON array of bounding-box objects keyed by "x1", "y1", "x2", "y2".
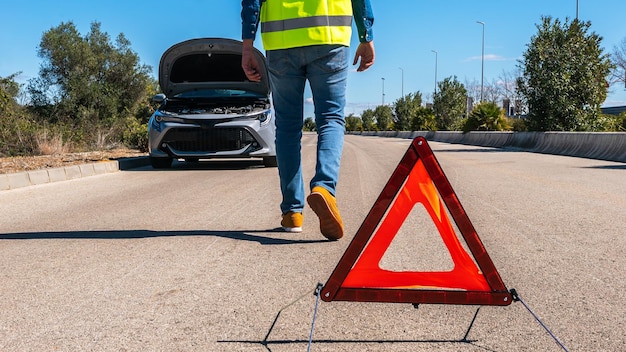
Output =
[{"x1": 173, "y1": 89, "x2": 264, "y2": 99}]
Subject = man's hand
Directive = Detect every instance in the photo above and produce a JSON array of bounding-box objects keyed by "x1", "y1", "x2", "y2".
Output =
[
  {"x1": 353, "y1": 41, "x2": 375, "y2": 72},
  {"x1": 242, "y1": 39, "x2": 262, "y2": 82}
]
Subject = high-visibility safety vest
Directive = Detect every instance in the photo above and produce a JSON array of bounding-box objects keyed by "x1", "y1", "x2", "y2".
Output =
[{"x1": 260, "y1": 0, "x2": 353, "y2": 51}]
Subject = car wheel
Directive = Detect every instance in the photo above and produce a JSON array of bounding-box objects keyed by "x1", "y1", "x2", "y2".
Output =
[
  {"x1": 263, "y1": 156, "x2": 278, "y2": 167},
  {"x1": 150, "y1": 157, "x2": 173, "y2": 169}
]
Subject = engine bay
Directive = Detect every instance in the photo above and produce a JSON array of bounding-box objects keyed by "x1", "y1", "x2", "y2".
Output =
[{"x1": 161, "y1": 99, "x2": 269, "y2": 115}]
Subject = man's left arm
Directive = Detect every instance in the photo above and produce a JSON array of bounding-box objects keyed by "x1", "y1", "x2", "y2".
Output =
[{"x1": 241, "y1": 0, "x2": 261, "y2": 40}]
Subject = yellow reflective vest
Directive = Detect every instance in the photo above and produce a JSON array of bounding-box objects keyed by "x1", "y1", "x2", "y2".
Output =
[{"x1": 260, "y1": 0, "x2": 353, "y2": 50}]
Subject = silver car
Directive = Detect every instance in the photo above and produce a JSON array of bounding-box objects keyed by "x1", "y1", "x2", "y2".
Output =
[{"x1": 148, "y1": 38, "x2": 276, "y2": 168}]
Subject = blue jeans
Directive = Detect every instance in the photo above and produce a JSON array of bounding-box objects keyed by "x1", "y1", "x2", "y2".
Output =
[{"x1": 266, "y1": 45, "x2": 349, "y2": 214}]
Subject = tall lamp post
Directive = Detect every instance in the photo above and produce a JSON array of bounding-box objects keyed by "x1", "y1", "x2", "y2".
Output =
[
  {"x1": 381, "y1": 77, "x2": 385, "y2": 105},
  {"x1": 431, "y1": 50, "x2": 438, "y2": 95},
  {"x1": 576, "y1": 0, "x2": 579, "y2": 19},
  {"x1": 476, "y1": 21, "x2": 485, "y2": 102},
  {"x1": 398, "y1": 67, "x2": 404, "y2": 98}
]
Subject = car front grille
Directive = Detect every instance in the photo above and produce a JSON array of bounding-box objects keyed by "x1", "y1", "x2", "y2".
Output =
[{"x1": 160, "y1": 127, "x2": 260, "y2": 153}]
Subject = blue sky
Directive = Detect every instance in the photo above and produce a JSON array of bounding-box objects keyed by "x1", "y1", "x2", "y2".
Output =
[{"x1": 2, "y1": 0, "x2": 626, "y2": 117}]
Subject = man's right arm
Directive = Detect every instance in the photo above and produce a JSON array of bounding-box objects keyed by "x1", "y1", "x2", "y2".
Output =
[{"x1": 241, "y1": 0, "x2": 262, "y2": 81}]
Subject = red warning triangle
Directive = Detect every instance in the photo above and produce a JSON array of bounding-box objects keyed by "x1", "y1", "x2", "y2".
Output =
[{"x1": 321, "y1": 137, "x2": 512, "y2": 306}]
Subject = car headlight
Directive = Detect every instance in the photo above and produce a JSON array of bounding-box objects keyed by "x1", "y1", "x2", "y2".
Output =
[
  {"x1": 250, "y1": 110, "x2": 272, "y2": 126},
  {"x1": 150, "y1": 116, "x2": 162, "y2": 132},
  {"x1": 154, "y1": 111, "x2": 185, "y2": 123}
]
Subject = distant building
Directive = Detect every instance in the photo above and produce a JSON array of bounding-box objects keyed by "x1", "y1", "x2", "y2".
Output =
[
  {"x1": 601, "y1": 106, "x2": 626, "y2": 116},
  {"x1": 503, "y1": 99, "x2": 511, "y2": 116}
]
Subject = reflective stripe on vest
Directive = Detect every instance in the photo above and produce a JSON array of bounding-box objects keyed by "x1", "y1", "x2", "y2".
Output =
[{"x1": 260, "y1": 0, "x2": 352, "y2": 51}]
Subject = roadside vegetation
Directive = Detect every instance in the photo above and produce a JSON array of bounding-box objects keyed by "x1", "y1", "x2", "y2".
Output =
[
  {"x1": 1, "y1": 22, "x2": 154, "y2": 157},
  {"x1": 312, "y1": 16, "x2": 626, "y2": 134},
  {"x1": 1, "y1": 17, "x2": 626, "y2": 157}
]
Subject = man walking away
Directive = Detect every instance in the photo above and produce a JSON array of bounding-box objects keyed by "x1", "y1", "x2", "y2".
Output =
[{"x1": 241, "y1": 0, "x2": 375, "y2": 240}]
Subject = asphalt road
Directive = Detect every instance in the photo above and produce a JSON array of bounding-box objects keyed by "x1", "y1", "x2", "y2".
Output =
[{"x1": 1, "y1": 134, "x2": 624, "y2": 351}]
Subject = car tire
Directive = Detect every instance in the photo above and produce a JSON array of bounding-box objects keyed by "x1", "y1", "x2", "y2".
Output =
[
  {"x1": 263, "y1": 156, "x2": 278, "y2": 167},
  {"x1": 150, "y1": 157, "x2": 173, "y2": 169}
]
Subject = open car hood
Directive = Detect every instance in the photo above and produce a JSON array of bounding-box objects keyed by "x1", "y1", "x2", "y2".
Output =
[{"x1": 159, "y1": 38, "x2": 269, "y2": 97}]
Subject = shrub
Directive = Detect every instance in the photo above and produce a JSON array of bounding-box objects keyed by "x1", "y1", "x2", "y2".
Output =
[
  {"x1": 463, "y1": 102, "x2": 510, "y2": 132},
  {"x1": 507, "y1": 117, "x2": 528, "y2": 132},
  {"x1": 122, "y1": 116, "x2": 148, "y2": 152},
  {"x1": 598, "y1": 113, "x2": 626, "y2": 131},
  {"x1": 410, "y1": 106, "x2": 437, "y2": 131},
  {"x1": 0, "y1": 113, "x2": 39, "y2": 156}
]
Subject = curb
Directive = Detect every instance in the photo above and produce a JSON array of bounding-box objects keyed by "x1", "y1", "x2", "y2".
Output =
[{"x1": 0, "y1": 156, "x2": 150, "y2": 192}]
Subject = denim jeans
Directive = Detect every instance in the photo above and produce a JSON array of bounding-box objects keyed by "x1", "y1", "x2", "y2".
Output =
[{"x1": 266, "y1": 45, "x2": 349, "y2": 214}]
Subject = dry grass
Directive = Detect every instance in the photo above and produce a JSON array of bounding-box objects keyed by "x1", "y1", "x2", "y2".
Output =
[{"x1": 36, "y1": 131, "x2": 71, "y2": 155}]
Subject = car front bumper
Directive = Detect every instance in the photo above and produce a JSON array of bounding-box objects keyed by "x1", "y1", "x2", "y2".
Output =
[{"x1": 148, "y1": 117, "x2": 276, "y2": 159}]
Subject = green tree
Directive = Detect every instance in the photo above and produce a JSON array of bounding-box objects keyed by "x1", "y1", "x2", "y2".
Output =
[
  {"x1": 303, "y1": 117, "x2": 316, "y2": 131},
  {"x1": 374, "y1": 105, "x2": 394, "y2": 131},
  {"x1": 463, "y1": 102, "x2": 510, "y2": 132},
  {"x1": 394, "y1": 92, "x2": 422, "y2": 131},
  {"x1": 411, "y1": 106, "x2": 437, "y2": 131},
  {"x1": 517, "y1": 17, "x2": 612, "y2": 131},
  {"x1": 0, "y1": 73, "x2": 20, "y2": 113},
  {"x1": 361, "y1": 108, "x2": 376, "y2": 131},
  {"x1": 27, "y1": 21, "x2": 153, "y2": 148},
  {"x1": 1, "y1": 73, "x2": 38, "y2": 156},
  {"x1": 345, "y1": 113, "x2": 363, "y2": 131},
  {"x1": 433, "y1": 76, "x2": 467, "y2": 130}
]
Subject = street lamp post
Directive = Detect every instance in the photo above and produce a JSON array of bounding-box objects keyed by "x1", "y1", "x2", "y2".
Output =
[
  {"x1": 431, "y1": 50, "x2": 438, "y2": 95},
  {"x1": 381, "y1": 77, "x2": 385, "y2": 105},
  {"x1": 477, "y1": 21, "x2": 485, "y2": 102},
  {"x1": 398, "y1": 67, "x2": 404, "y2": 98},
  {"x1": 576, "y1": 0, "x2": 579, "y2": 19}
]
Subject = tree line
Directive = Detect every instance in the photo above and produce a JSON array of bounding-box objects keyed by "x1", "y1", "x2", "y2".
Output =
[
  {"x1": 2, "y1": 17, "x2": 626, "y2": 157},
  {"x1": 308, "y1": 17, "x2": 626, "y2": 134}
]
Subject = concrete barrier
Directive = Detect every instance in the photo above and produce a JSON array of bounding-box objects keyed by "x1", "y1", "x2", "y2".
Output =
[{"x1": 348, "y1": 131, "x2": 626, "y2": 163}]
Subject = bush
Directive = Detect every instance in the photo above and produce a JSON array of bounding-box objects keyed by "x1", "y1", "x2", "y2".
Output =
[
  {"x1": 0, "y1": 112, "x2": 39, "y2": 156},
  {"x1": 303, "y1": 117, "x2": 316, "y2": 132},
  {"x1": 411, "y1": 106, "x2": 437, "y2": 131},
  {"x1": 507, "y1": 117, "x2": 528, "y2": 132},
  {"x1": 598, "y1": 113, "x2": 626, "y2": 131},
  {"x1": 345, "y1": 114, "x2": 363, "y2": 132},
  {"x1": 122, "y1": 116, "x2": 148, "y2": 152},
  {"x1": 463, "y1": 102, "x2": 510, "y2": 132}
]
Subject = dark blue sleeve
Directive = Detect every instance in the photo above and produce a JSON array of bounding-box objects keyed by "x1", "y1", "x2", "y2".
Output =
[
  {"x1": 352, "y1": 0, "x2": 374, "y2": 42},
  {"x1": 241, "y1": 0, "x2": 261, "y2": 40}
]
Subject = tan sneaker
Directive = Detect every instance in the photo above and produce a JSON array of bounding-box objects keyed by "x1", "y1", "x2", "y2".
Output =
[
  {"x1": 307, "y1": 186, "x2": 344, "y2": 240},
  {"x1": 281, "y1": 212, "x2": 303, "y2": 232}
]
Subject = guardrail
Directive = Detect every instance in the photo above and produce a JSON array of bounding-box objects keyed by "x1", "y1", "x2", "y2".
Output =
[{"x1": 350, "y1": 131, "x2": 626, "y2": 163}]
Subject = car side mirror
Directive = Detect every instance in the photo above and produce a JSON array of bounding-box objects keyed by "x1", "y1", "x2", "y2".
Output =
[{"x1": 152, "y1": 93, "x2": 166, "y2": 103}]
